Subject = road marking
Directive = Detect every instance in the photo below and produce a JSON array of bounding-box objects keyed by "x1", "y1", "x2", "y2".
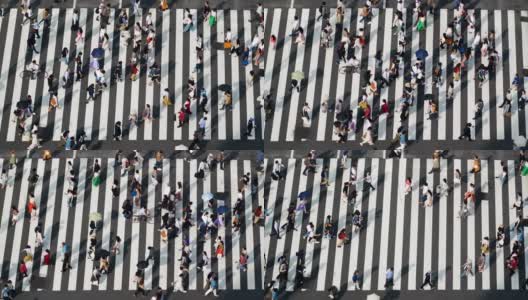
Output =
[
  {"x1": 73, "y1": 0, "x2": 77, "y2": 9},
  {"x1": 290, "y1": 0, "x2": 294, "y2": 8}
]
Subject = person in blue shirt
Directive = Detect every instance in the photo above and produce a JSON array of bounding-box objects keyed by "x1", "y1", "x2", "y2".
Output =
[
  {"x1": 2, "y1": 283, "x2": 13, "y2": 300},
  {"x1": 352, "y1": 270, "x2": 362, "y2": 290},
  {"x1": 61, "y1": 242, "x2": 72, "y2": 272}
]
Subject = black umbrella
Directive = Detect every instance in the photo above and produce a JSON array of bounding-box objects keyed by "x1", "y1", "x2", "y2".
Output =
[
  {"x1": 16, "y1": 100, "x2": 30, "y2": 109},
  {"x1": 218, "y1": 84, "x2": 231, "y2": 92},
  {"x1": 136, "y1": 260, "x2": 149, "y2": 270},
  {"x1": 95, "y1": 249, "x2": 110, "y2": 260}
]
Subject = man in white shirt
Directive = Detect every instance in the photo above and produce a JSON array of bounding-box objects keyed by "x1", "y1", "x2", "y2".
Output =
[
  {"x1": 272, "y1": 160, "x2": 285, "y2": 180},
  {"x1": 27, "y1": 60, "x2": 40, "y2": 78}
]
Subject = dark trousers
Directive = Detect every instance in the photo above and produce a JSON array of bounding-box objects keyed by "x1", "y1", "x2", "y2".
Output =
[
  {"x1": 384, "y1": 278, "x2": 393, "y2": 288},
  {"x1": 420, "y1": 277, "x2": 434, "y2": 289},
  {"x1": 62, "y1": 253, "x2": 72, "y2": 271}
]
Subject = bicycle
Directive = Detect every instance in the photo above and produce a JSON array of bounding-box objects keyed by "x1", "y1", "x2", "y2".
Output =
[{"x1": 20, "y1": 65, "x2": 48, "y2": 80}]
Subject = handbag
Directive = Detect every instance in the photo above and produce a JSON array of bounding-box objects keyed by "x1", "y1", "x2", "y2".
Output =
[
  {"x1": 224, "y1": 41, "x2": 232, "y2": 49},
  {"x1": 195, "y1": 169, "x2": 204, "y2": 179}
]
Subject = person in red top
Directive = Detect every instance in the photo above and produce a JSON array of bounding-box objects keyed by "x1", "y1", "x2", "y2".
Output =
[
  {"x1": 19, "y1": 261, "x2": 28, "y2": 277},
  {"x1": 177, "y1": 109, "x2": 186, "y2": 128},
  {"x1": 253, "y1": 206, "x2": 263, "y2": 224},
  {"x1": 239, "y1": 253, "x2": 248, "y2": 272},
  {"x1": 381, "y1": 99, "x2": 390, "y2": 115},
  {"x1": 130, "y1": 63, "x2": 139, "y2": 81},
  {"x1": 337, "y1": 228, "x2": 348, "y2": 247},
  {"x1": 507, "y1": 253, "x2": 519, "y2": 276},
  {"x1": 184, "y1": 98, "x2": 191, "y2": 114},
  {"x1": 43, "y1": 249, "x2": 51, "y2": 265},
  {"x1": 270, "y1": 34, "x2": 277, "y2": 49}
]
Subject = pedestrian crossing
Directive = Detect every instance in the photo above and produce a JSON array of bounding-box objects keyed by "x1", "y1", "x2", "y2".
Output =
[
  {"x1": 263, "y1": 156, "x2": 528, "y2": 291},
  {"x1": 263, "y1": 7, "x2": 528, "y2": 143},
  {"x1": 0, "y1": 157, "x2": 263, "y2": 291},
  {"x1": 0, "y1": 8, "x2": 265, "y2": 145}
]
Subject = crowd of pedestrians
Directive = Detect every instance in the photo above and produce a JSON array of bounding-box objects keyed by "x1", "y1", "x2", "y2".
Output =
[
  {"x1": 14, "y1": 0, "x2": 266, "y2": 153},
  {"x1": 266, "y1": 146, "x2": 528, "y2": 298},
  {"x1": 1, "y1": 145, "x2": 266, "y2": 299}
]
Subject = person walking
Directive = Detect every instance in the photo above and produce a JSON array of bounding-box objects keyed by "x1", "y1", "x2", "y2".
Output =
[
  {"x1": 428, "y1": 151, "x2": 441, "y2": 174},
  {"x1": 2, "y1": 283, "x2": 13, "y2": 300},
  {"x1": 352, "y1": 270, "x2": 362, "y2": 290},
  {"x1": 61, "y1": 242, "x2": 73, "y2": 272},
  {"x1": 470, "y1": 155, "x2": 481, "y2": 174},
  {"x1": 320, "y1": 166, "x2": 330, "y2": 187},
  {"x1": 146, "y1": 246, "x2": 155, "y2": 264},
  {"x1": 384, "y1": 267, "x2": 394, "y2": 289},
  {"x1": 473, "y1": 98, "x2": 484, "y2": 120},
  {"x1": 113, "y1": 121, "x2": 122, "y2": 141},
  {"x1": 495, "y1": 161, "x2": 508, "y2": 185},
  {"x1": 364, "y1": 172, "x2": 375, "y2": 191},
  {"x1": 245, "y1": 117, "x2": 255, "y2": 137},
  {"x1": 204, "y1": 273, "x2": 219, "y2": 296},
  {"x1": 134, "y1": 271, "x2": 147, "y2": 296},
  {"x1": 405, "y1": 177, "x2": 412, "y2": 195},
  {"x1": 328, "y1": 285, "x2": 339, "y2": 299},
  {"x1": 360, "y1": 127, "x2": 375, "y2": 147},
  {"x1": 462, "y1": 258, "x2": 474, "y2": 277},
  {"x1": 272, "y1": 160, "x2": 285, "y2": 181},
  {"x1": 302, "y1": 152, "x2": 317, "y2": 176},
  {"x1": 19, "y1": 261, "x2": 28, "y2": 278},
  {"x1": 458, "y1": 123, "x2": 473, "y2": 141},
  {"x1": 420, "y1": 271, "x2": 435, "y2": 289},
  {"x1": 172, "y1": 273, "x2": 187, "y2": 293},
  {"x1": 198, "y1": 116, "x2": 207, "y2": 137}
]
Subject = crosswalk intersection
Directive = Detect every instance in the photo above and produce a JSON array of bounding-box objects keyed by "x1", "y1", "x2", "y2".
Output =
[
  {"x1": 263, "y1": 156, "x2": 528, "y2": 291},
  {"x1": 0, "y1": 8, "x2": 265, "y2": 145},
  {"x1": 263, "y1": 7, "x2": 528, "y2": 143},
  {"x1": 0, "y1": 157, "x2": 263, "y2": 292}
]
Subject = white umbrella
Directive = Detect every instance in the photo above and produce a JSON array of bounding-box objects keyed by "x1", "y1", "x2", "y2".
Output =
[
  {"x1": 513, "y1": 135, "x2": 527, "y2": 149},
  {"x1": 367, "y1": 293, "x2": 380, "y2": 300}
]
